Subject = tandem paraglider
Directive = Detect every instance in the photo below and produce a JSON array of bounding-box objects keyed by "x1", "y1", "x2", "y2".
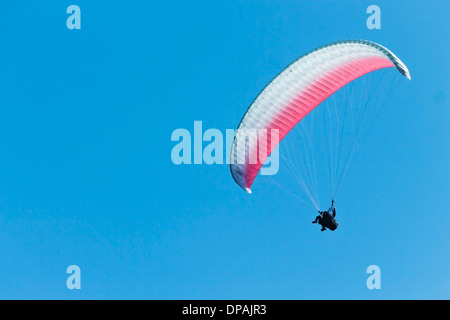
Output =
[
  {"x1": 229, "y1": 40, "x2": 410, "y2": 230},
  {"x1": 312, "y1": 200, "x2": 338, "y2": 232}
]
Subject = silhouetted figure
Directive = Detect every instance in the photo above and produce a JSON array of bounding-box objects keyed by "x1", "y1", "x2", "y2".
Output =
[{"x1": 312, "y1": 200, "x2": 338, "y2": 231}]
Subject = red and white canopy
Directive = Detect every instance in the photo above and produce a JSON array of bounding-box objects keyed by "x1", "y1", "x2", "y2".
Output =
[{"x1": 230, "y1": 40, "x2": 410, "y2": 193}]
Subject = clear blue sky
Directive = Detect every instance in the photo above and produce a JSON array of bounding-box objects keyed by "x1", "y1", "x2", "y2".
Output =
[{"x1": 0, "y1": 1, "x2": 448, "y2": 299}]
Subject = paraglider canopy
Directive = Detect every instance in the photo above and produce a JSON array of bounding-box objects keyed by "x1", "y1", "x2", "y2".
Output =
[{"x1": 230, "y1": 40, "x2": 410, "y2": 194}]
